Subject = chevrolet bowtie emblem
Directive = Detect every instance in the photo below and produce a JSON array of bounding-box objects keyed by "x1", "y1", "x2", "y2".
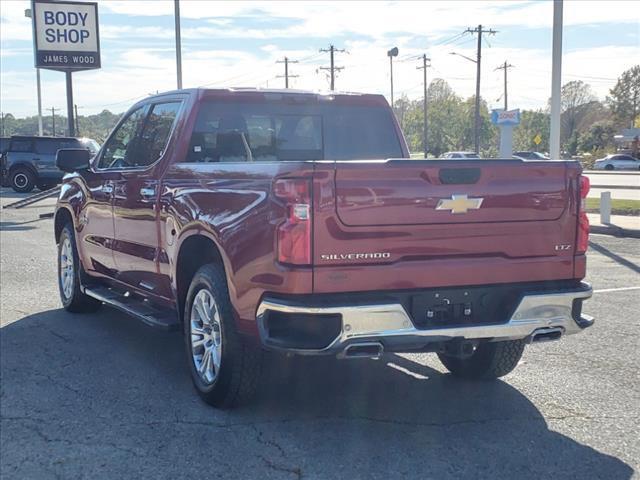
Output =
[{"x1": 435, "y1": 194, "x2": 484, "y2": 214}]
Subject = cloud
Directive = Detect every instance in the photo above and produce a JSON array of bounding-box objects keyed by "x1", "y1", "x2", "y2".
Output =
[{"x1": 1, "y1": 1, "x2": 638, "y2": 117}]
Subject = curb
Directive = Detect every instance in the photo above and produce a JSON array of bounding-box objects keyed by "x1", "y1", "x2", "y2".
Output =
[{"x1": 591, "y1": 225, "x2": 640, "y2": 239}]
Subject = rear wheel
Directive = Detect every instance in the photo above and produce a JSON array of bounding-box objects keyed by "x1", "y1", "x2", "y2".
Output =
[
  {"x1": 604, "y1": 164, "x2": 614, "y2": 171},
  {"x1": 10, "y1": 167, "x2": 35, "y2": 193},
  {"x1": 438, "y1": 339, "x2": 525, "y2": 380},
  {"x1": 184, "y1": 264, "x2": 262, "y2": 408},
  {"x1": 58, "y1": 224, "x2": 102, "y2": 313}
]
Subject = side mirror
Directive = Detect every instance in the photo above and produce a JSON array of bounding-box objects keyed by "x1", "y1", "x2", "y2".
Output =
[{"x1": 56, "y1": 148, "x2": 91, "y2": 173}]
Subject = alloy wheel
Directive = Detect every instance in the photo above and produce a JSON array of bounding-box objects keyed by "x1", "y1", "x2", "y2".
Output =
[
  {"x1": 59, "y1": 236, "x2": 75, "y2": 301},
  {"x1": 190, "y1": 289, "x2": 223, "y2": 385}
]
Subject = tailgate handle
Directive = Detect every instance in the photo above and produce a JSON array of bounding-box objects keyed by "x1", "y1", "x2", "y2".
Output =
[{"x1": 439, "y1": 168, "x2": 481, "y2": 185}]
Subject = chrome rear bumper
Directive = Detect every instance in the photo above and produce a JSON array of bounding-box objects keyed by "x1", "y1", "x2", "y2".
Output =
[{"x1": 256, "y1": 282, "x2": 593, "y2": 356}]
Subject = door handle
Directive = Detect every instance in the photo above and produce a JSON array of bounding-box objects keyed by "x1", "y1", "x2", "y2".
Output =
[
  {"x1": 101, "y1": 184, "x2": 114, "y2": 194},
  {"x1": 140, "y1": 187, "x2": 156, "y2": 198}
]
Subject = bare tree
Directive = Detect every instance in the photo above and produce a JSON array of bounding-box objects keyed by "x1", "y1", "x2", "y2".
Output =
[{"x1": 560, "y1": 81, "x2": 596, "y2": 153}]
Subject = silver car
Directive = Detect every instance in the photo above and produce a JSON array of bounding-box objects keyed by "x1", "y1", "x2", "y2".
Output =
[
  {"x1": 442, "y1": 151, "x2": 481, "y2": 159},
  {"x1": 593, "y1": 154, "x2": 640, "y2": 171}
]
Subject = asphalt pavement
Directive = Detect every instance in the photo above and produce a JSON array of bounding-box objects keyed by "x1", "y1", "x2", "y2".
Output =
[
  {"x1": 585, "y1": 171, "x2": 640, "y2": 201},
  {"x1": 1, "y1": 189, "x2": 639, "y2": 480}
]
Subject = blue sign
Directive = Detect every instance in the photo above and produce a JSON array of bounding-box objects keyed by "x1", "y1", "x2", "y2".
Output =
[{"x1": 491, "y1": 109, "x2": 520, "y2": 126}]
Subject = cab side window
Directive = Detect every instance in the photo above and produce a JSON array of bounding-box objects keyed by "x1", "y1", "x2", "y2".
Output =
[
  {"x1": 134, "y1": 102, "x2": 181, "y2": 167},
  {"x1": 97, "y1": 106, "x2": 146, "y2": 169}
]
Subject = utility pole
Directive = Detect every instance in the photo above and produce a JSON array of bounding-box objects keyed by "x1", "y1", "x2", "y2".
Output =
[
  {"x1": 495, "y1": 61, "x2": 514, "y2": 111},
  {"x1": 465, "y1": 24, "x2": 497, "y2": 154},
  {"x1": 319, "y1": 45, "x2": 344, "y2": 90},
  {"x1": 74, "y1": 104, "x2": 80, "y2": 136},
  {"x1": 174, "y1": 0, "x2": 183, "y2": 89},
  {"x1": 550, "y1": 0, "x2": 563, "y2": 159},
  {"x1": 50, "y1": 107, "x2": 58, "y2": 137},
  {"x1": 417, "y1": 54, "x2": 431, "y2": 158},
  {"x1": 276, "y1": 57, "x2": 299, "y2": 88}
]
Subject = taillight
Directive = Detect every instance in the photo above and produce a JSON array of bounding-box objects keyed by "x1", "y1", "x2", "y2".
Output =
[
  {"x1": 577, "y1": 175, "x2": 590, "y2": 254},
  {"x1": 274, "y1": 179, "x2": 312, "y2": 265}
]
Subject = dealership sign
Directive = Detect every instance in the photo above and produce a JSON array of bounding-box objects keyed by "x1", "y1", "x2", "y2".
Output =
[
  {"x1": 491, "y1": 109, "x2": 520, "y2": 126},
  {"x1": 32, "y1": 0, "x2": 100, "y2": 71}
]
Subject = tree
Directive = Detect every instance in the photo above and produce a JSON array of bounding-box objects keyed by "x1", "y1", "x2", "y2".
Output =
[
  {"x1": 514, "y1": 110, "x2": 550, "y2": 152},
  {"x1": 578, "y1": 120, "x2": 616, "y2": 152},
  {"x1": 560, "y1": 80, "x2": 596, "y2": 154},
  {"x1": 608, "y1": 65, "x2": 640, "y2": 128}
]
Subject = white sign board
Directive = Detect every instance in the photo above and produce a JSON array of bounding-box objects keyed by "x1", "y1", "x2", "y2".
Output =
[{"x1": 32, "y1": 0, "x2": 100, "y2": 71}]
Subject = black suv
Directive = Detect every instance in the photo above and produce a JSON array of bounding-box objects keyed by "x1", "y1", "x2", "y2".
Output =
[{"x1": 1, "y1": 136, "x2": 100, "y2": 192}]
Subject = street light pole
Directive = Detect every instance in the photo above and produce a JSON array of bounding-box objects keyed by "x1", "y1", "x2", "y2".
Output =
[
  {"x1": 387, "y1": 47, "x2": 399, "y2": 107},
  {"x1": 550, "y1": 0, "x2": 563, "y2": 159},
  {"x1": 174, "y1": 0, "x2": 183, "y2": 89},
  {"x1": 25, "y1": 8, "x2": 43, "y2": 136}
]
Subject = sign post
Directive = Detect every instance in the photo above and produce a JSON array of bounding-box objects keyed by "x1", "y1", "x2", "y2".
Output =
[
  {"x1": 31, "y1": 0, "x2": 100, "y2": 137},
  {"x1": 491, "y1": 108, "x2": 520, "y2": 158}
]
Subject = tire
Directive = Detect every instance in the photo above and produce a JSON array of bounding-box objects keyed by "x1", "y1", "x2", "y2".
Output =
[
  {"x1": 604, "y1": 164, "x2": 614, "y2": 171},
  {"x1": 184, "y1": 263, "x2": 262, "y2": 408},
  {"x1": 57, "y1": 224, "x2": 102, "y2": 313},
  {"x1": 438, "y1": 339, "x2": 525, "y2": 380},
  {"x1": 10, "y1": 167, "x2": 36, "y2": 193}
]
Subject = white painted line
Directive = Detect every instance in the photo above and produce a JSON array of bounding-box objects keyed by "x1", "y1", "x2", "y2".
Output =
[
  {"x1": 386, "y1": 362, "x2": 429, "y2": 380},
  {"x1": 593, "y1": 286, "x2": 640, "y2": 294}
]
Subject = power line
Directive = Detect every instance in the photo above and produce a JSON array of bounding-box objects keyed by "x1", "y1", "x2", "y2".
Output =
[
  {"x1": 432, "y1": 31, "x2": 467, "y2": 47},
  {"x1": 276, "y1": 57, "x2": 299, "y2": 88},
  {"x1": 319, "y1": 44, "x2": 345, "y2": 90}
]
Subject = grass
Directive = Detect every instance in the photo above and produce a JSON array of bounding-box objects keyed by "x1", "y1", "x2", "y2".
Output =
[{"x1": 585, "y1": 198, "x2": 640, "y2": 216}]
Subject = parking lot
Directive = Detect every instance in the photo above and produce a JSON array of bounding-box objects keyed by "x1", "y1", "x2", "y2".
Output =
[{"x1": 1, "y1": 189, "x2": 638, "y2": 479}]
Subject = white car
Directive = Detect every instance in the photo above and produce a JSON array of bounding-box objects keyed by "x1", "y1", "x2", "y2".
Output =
[
  {"x1": 593, "y1": 154, "x2": 640, "y2": 171},
  {"x1": 442, "y1": 151, "x2": 481, "y2": 159}
]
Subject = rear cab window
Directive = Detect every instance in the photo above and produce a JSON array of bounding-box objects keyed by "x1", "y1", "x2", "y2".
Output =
[
  {"x1": 183, "y1": 98, "x2": 402, "y2": 163},
  {"x1": 9, "y1": 139, "x2": 33, "y2": 152}
]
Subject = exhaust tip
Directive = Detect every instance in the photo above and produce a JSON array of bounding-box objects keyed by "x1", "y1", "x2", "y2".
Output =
[
  {"x1": 340, "y1": 342, "x2": 384, "y2": 359},
  {"x1": 530, "y1": 327, "x2": 563, "y2": 344}
]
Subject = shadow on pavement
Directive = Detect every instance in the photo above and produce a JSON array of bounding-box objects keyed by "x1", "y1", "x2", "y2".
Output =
[
  {"x1": 0, "y1": 218, "x2": 48, "y2": 231},
  {"x1": 1, "y1": 307, "x2": 634, "y2": 479},
  {"x1": 589, "y1": 239, "x2": 640, "y2": 274}
]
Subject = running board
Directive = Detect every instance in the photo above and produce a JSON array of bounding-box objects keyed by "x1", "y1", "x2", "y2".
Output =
[{"x1": 83, "y1": 286, "x2": 181, "y2": 331}]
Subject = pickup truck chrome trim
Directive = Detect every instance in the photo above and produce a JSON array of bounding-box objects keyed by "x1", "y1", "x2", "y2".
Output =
[{"x1": 256, "y1": 282, "x2": 594, "y2": 356}]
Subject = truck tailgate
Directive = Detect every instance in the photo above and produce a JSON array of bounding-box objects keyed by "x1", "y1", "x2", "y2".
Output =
[{"x1": 312, "y1": 159, "x2": 582, "y2": 293}]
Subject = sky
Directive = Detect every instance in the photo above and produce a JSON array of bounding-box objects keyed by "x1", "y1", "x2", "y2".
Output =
[{"x1": 1, "y1": 0, "x2": 639, "y2": 118}]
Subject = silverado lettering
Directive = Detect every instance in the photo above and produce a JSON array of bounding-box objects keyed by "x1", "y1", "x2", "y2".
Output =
[
  {"x1": 53, "y1": 88, "x2": 594, "y2": 409},
  {"x1": 320, "y1": 253, "x2": 391, "y2": 261}
]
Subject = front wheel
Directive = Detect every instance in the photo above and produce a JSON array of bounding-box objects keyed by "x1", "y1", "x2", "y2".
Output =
[
  {"x1": 438, "y1": 339, "x2": 525, "y2": 380},
  {"x1": 10, "y1": 167, "x2": 35, "y2": 193},
  {"x1": 184, "y1": 264, "x2": 262, "y2": 408},
  {"x1": 58, "y1": 224, "x2": 102, "y2": 313},
  {"x1": 604, "y1": 164, "x2": 614, "y2": 171}
]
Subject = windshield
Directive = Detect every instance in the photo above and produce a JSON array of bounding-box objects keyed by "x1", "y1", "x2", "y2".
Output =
[
  {"x1": 80, "y1": 138, "x2": 101, "y2": 155},
  {"x1": 184, "y1": 100, "x2": 403, "y2": 163}
]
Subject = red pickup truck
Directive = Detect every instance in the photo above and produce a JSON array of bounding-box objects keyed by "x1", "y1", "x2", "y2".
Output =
[{"x1": 54, "y1": 88, "x2": 593, "y2": 408}]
